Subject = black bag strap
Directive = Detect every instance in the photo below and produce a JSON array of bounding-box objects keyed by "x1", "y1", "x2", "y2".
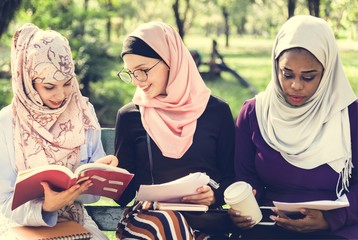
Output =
[{"x1": 146, "y1": 133, "x2": 155, "y2": 184}]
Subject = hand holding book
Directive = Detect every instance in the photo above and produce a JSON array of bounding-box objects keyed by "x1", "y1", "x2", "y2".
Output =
[
  {"x1": 273, "y1": 195, "x2": 350, "y2": 212},
  {"x1": 12, "y1": 159, "x2": 134, "y2": 210}
]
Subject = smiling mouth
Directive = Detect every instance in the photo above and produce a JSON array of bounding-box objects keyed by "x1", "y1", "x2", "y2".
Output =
[
  {"x1": 50, "y1": 100, "x2": 64, "y2": 108},
  {"x1": 141, "y1": 84, "x2": 151, "y2": 92}
]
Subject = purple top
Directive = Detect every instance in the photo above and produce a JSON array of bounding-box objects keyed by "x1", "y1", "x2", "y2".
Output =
[{"x1": 235, "y1": 98, "x2": 358, "y2": 239}]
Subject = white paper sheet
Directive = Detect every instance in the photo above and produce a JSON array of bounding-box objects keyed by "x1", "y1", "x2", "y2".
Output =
[
  {"x1": 136, "y1": 172, "x2": 210, "y2": 202},
  {"x1": 273, "y1": 195, "x2": 350, "y2": 212}
]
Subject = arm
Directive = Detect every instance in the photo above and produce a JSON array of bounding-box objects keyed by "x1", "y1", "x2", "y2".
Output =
[
  {"x1": 77, "y1": 103, "x2": 106, "y2": 204},
  {"x1": 80, "y1": 103, "x2": 106, "y2": 165},
  {"x1": 322, "y1": 101, "x2": 358, "y2": 231},
  {"x1": 114, "y1": 105, "x2": 138, "y2": 206},
  {"x1": 183, "y1": 99, "x2": 236, "y2": 206},
  {"x1": 212, "y1": 101, "x2": 235, "y2": 206},
  {"x1": 234, "y1": 99, "x2": 266, "y2": 201},
  {"x1": 0, "y1": 108, "x2": 53, "y2": 226},
  {"x1": 229, "y1": 100, "x2": 262, "y2": 228}
]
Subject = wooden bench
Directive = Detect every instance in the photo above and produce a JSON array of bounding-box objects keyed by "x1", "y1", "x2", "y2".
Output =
[{"x1": 85, "y1": 127, "x2": 125, "y2": 231}]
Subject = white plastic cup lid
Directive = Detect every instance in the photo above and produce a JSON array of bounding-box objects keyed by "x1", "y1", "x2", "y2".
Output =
[{"x1": 224, "y1": 181, "x2": 252, "y2": 204}]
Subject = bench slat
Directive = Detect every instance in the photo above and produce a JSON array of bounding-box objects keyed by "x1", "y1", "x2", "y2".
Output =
[{"x1": 85, "y1": 206, "x2": 124, "y2": 231}]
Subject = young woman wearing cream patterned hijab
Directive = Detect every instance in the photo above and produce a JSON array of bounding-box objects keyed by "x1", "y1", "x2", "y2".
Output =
[{"x1": 0, "y1": 23, "x2": 116, "y2": 239}]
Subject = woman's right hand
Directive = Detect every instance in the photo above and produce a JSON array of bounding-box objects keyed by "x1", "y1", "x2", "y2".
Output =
[
  {"x1": 228, "y1": 208, "x2": 257, "y2": 229},
  {"x1": 40, "y1": 180, "x2": 93, "y2": 212}
]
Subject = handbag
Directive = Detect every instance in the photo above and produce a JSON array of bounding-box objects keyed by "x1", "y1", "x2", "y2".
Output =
[{"x1": 146, "y1": 133, "x2": 236, "y2": 235}]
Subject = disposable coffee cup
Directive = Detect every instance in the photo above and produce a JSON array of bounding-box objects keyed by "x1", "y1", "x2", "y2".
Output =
[{"x1": 224, "y1": 181, "x2": 262, "y2": 224}]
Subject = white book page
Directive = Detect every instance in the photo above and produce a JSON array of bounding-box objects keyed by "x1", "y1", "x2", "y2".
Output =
[
  {"x1": 75, "y1": 162, "x2": 130, "y2": 174},
  {"x1": 273, "y1": 195, "x2": 350, "y2": 212},
  {"x1": 136, "y1": 172, "x2": 210, "y2": 202}
]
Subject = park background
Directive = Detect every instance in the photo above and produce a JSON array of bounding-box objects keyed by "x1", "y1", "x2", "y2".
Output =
[
  {"x1": 1, "y1": 0, "x2": 357, "y2": 127},
  {"x1": 0, "y1": 1, "x2": 357, "y2": 238}
]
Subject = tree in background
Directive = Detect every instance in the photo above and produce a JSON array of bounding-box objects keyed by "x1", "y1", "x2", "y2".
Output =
[
  {"x1": 307, "y1": 0, "x2": 320, "y2": 17},
  {"x1": 288, "y1": 0, "x2": 296, "y2": 18},
  {"x1": 172, "y1": 0, "x2": 196, "y2": 40},
  {"x1": 0, "y1": 0, "x2": 22, "y2": 38}
]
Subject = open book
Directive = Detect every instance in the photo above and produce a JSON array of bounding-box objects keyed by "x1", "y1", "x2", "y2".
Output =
[
  {"x1": 136, "y1": 172, "x2": 210, "y2": 211},
  {"x1": 9, "y1": 221, "x2": 92, "y2": 240},
  {"x1": 12, "y1": 163, "x2": 134, "y2": 210},
  {"x1": 273, "y1": 197, "x2": 350, "y2": 212}
]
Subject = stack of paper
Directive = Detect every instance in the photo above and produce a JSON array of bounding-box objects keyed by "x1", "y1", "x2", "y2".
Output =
[
  {"x1": 273, "y1": 197, "x2": 349, "y2": 212},
  {"x1": 136, "y1": 172, "x2": 210, "y2": 203}
]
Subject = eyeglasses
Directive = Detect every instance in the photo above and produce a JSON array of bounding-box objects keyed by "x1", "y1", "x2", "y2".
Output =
[{"x1": 117, "y1": 60, "x2": 162, "y2": 83}]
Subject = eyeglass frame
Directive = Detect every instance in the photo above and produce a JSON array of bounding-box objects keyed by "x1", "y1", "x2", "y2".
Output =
[{"x1": 117, "y1": 60, "x2": 162, "y2": 83}]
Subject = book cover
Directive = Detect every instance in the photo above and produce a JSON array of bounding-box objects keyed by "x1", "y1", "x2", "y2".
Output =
[
  {"x1": 12, "y1": 163, "x2": 134, "y2": 210},
  {"x1": 136, "y1": 172, "x2": 210, "y2": 202},
  {"x1": 9, "y1": 221, "x2": 92, "y2": 240},
  {"x1": 154, "y1": 202, "x2": 209, "y2": 212}
]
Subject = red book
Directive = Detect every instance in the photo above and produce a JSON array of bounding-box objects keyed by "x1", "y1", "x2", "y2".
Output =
[{"x1": 12, "y1": 163, "x2": 134, "y2": 210}]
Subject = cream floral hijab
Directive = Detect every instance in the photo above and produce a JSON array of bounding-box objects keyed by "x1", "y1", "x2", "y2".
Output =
[
  {"x1": 11, "y1": 24, "x2": 99, "y2": 174},
  {"x1": 256, "y1": 15, "x2": 357, "y2": 197}
]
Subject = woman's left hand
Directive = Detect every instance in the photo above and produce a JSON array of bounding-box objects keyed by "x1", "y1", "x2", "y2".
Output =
[
  {"x1": 95, "y1": 155, "x2": 118, "y2": 166},
  {"x1": 181, "y1": 185, "x2": 215, "y2": 206},
  {"x1": 271, "y1": 208, "x2": 330, "y2": 233}
]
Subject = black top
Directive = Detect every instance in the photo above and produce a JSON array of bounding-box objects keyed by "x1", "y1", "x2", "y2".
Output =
[{"x1": 114, "y1": 95, "x2": 235, "y2": 207}]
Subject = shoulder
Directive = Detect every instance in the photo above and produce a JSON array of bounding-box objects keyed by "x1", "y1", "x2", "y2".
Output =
[
  {"x1": 348, "y1": 99, "x2": 358, "y2": 111},
  {"x1": 86, "y1": 102, "x2": 98, "y2": 117},
  {"x1": 239, "y1": 97, "x2": 256, "y2": 116},
  {"x1": 207, "y1": 95, "x2": 231, "y2": 111},
  {"x1": 116, "y1": 102, "x2": 140, "y2": 123},
  {"x1": 0, "y1": 105, "x2": 12, "y2": 127},
  {"x1": 348, "y1": 99, "x2": 358, "y2": 121},
  {"x1": 0, "y1": 105, "x2": 13, "y2": 141},
  {"x1": 117, "y1": 102, "x2": 139, "y2": 115},
  {"x1": 201, "y1": 96, "x2": 233, "y2": 120}
]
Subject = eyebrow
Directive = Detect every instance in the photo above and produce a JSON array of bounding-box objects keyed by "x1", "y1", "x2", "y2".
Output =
[
  {"x1": 126, "y1": 63, "x2": 149, "y2": 72},
  {"x1": 43, "y1": 78, "x2": 73, "y2": 86},
  {"x1": 281, "y1": 67, "x2": 319, "y2": 74}
]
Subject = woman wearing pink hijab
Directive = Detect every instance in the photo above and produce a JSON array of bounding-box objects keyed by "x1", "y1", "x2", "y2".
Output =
[
  {"x1": 0, "y1": 23, "x2": 117, "y2": 239},
  {"x1": 114, "y1": 22, "x2": 236, "y2": 239}
]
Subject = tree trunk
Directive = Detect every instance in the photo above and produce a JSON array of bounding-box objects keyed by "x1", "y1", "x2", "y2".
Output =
[
  {"x1": 222, "y1": 6, "x2": 229, "y2": 47},
  {"x1": 307, "y1": 0, "x2": 320, "y2": 17},
  {"x1": 106, "y1": 0, "x2": 113, "y2": 43},
  {"x1": 106, "y1": 18, "x2": 111, "y2": 42},
  {"x1": 172, "y1": 0, "x2": 185, "y2": 39},
  {"x1": 0, "y1": 0, "x2": 22, "y2": 38},
  {"x1": 288, "y1": 0, "x2": 296, "y2": 18}
]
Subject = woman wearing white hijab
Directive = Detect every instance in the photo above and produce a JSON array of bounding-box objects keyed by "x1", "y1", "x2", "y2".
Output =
[
  {"x1": 229, "y1": 15, "x2": 358, "y2": 239},
  {"x1": 0, "y1": 23, "x2": 116, "y2": 239}
]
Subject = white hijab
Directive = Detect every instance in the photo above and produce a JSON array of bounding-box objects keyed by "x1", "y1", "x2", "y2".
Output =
[{"x1": 256, "y1": 15, "x2": 357, "y2": 197}]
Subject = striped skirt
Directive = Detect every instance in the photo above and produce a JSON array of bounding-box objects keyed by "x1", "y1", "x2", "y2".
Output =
[{"x1": 116, "y1": 201, "x2": 212, "y2": 240}]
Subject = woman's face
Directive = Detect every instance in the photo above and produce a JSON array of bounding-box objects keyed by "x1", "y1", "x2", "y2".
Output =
[
  {"x1": 33, "y1": 78, "x2": 73, "y2": 109},
  {"x1": 123, "y1": 54, "x2": 169, "y2": 99},
  {"x1": 277, "y1": 48, "x2": 324, "y2": 107}
]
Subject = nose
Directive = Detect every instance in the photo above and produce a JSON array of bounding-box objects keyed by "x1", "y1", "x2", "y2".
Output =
[
  {"x1": 291, "y1": 78, "x2": 303, "y2": 91},
  {"x1": 54, "y1": 88, "x2": 66, "y2": 100}
]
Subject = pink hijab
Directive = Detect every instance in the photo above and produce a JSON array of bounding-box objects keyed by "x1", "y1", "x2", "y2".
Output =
[
  {"x1": 127, "y1": 22, "x2": 211, "y2": 158},
  {"x1": 11, "y1": 23, "x2": 100, "y2": 172}
]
